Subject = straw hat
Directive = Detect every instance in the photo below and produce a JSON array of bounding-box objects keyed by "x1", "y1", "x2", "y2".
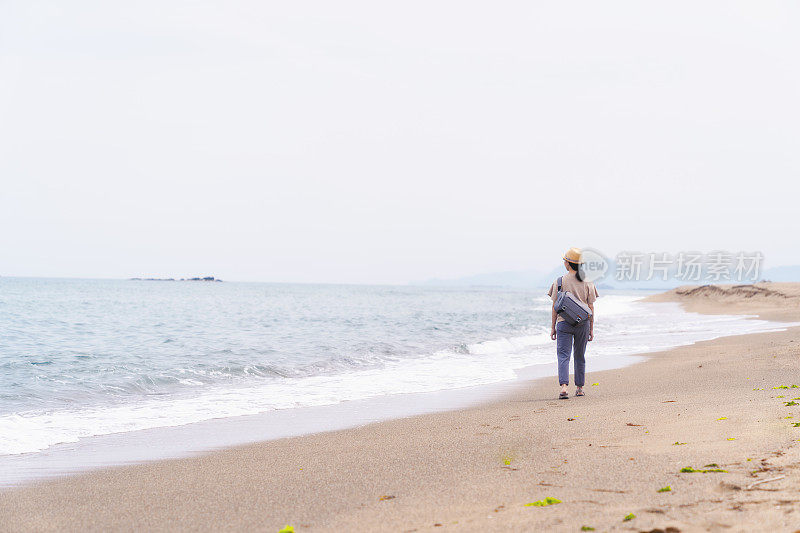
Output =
[{"x1": 563, "y1": 247, "x2": 582, "y2": 263}]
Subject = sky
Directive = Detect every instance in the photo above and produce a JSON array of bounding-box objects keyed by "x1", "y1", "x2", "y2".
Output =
[{"x1": 1, "y1": 1, "x2": 799, "y2": 284}]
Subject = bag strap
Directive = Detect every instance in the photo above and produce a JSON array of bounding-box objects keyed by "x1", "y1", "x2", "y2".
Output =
[{"x1": 557, "y1": 276, "x2": 562, "y2": 292}]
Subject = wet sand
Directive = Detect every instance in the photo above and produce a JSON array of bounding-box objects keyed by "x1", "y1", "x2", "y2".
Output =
[{"x1": 2, "y1": 283, "x2": 800, "y2": 532}]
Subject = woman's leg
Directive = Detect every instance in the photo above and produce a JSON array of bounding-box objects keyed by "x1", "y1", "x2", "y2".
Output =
[
  {"x1": 571, "y1": 321, "x2": 590, "y2": 388},
  {"x1": 556, "y1": 321, "x2": 574, "y2": 386}
]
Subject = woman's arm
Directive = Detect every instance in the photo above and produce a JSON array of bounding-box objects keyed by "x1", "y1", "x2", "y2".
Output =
[
  {"x1": 588, "y1": 302, "x2": 594, "y2": 341},
  {"x1": 550, "y1": 306, "x2": 558, "y2": 340}
]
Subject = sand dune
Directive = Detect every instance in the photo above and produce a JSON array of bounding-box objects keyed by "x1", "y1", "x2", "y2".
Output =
[{"x1": 645, "y1": 282, "x2": 800, "y2": 321}]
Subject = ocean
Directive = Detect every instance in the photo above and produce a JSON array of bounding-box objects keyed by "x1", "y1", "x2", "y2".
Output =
[{"x1": 0, "y1": 277, "x2": 789, "y2": 461}]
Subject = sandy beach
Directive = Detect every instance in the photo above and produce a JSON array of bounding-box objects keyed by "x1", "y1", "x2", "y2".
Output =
[{"x1": 2, "y1": 283, "x2": 800, "y2": 532}]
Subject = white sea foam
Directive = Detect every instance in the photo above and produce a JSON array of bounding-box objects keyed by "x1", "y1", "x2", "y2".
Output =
[{"x1": 0, "y1": 295, "x2": 794, "y2": 456}]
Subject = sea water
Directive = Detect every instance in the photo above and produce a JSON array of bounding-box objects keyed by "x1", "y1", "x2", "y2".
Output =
[{"x1": 0, "y1": 277, "x2": 790, "y2": 458}]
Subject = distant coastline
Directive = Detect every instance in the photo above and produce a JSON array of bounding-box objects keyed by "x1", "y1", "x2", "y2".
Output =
[{"x1": 129, "y1": 276, "x2": 222, "y2": 282}]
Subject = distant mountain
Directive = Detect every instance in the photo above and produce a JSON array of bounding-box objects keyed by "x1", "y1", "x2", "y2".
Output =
[
  {"x1": 129, "y1": 276, "x2": 222, "y2": 282},
  {"x1": 415, "y1": 269, "x2": 546, "y2": 288},
  {"x1": 415, "y1": 264, "x2": 800, "y2": 289},
  {"x1": 761, "y1": 265, "x2": 800, "y2": 282},
  {"x1": 415, "y1": 262, "x2": 677, "y2": 289}
]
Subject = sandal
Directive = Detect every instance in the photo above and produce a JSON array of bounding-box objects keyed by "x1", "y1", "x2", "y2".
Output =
[
  {"x1": 575, "y1": 389, "x2": 585, "y2": 397},
  {"x1": 559, "y1": 392, "x2": 569, "y2": 400}
]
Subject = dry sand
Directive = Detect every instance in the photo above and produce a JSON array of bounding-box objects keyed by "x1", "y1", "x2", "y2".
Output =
[{"x1": 2, "y1": 283, "x2": 800, "y2": 532}]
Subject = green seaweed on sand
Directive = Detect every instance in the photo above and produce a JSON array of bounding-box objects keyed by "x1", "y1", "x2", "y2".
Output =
[
  {"x1": 773, "y1": 385, "x2": 789, "y2": 389},
  {"x1": 784, "y1": 401, "x2": 799, "y2": 406},
  {"x1": 525, "y1": 497, "x2": 561, "y2": 507},
  {"x1": 658, "y1": 486, "x2": 671, "y2": 492},
  {"x1": 591, "y1": 383, "x2": 599, "y2": 386},
  {"x1": 623, "y1": 513, "x2": 635, "y2": 521},
  {"x1": 681, "y1": 466, "x2": 728, "y2": 473},
  {"x1": 672, "y1": 441, "x2": 686, "y2": 445},
  {"x1": 726, "y1": 437, "x2": 736, "y2": 441},
  {"x1": 278, "y1": 527, "x2": 294, "y2": 533},
  {"x1": 716, "y1": 417, "x2": 728, "y2": 421},
  {"x1": 777, "y1": 395, "x2": 785, "y2": 398},
  {"x1": 792, "y1": 423, "x2": 800, "y2": 427},
  {"x1": 581, "y1": 527, "x2": 595, "y2": 531}
]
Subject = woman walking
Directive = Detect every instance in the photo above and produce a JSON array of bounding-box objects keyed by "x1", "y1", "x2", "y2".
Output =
[{"x1": 548, "y1": 247, "x2": 598, "y2": 399}]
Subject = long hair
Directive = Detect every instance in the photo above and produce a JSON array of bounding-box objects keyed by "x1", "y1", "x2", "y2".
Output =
[{"x1": 567, "y1": 260, "x2": 584, "y2": 281}]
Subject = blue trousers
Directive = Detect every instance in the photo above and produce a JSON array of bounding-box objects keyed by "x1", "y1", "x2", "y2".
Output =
[{"x1": 556, "y1": 320, "x2": 589, "y2": 387}]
